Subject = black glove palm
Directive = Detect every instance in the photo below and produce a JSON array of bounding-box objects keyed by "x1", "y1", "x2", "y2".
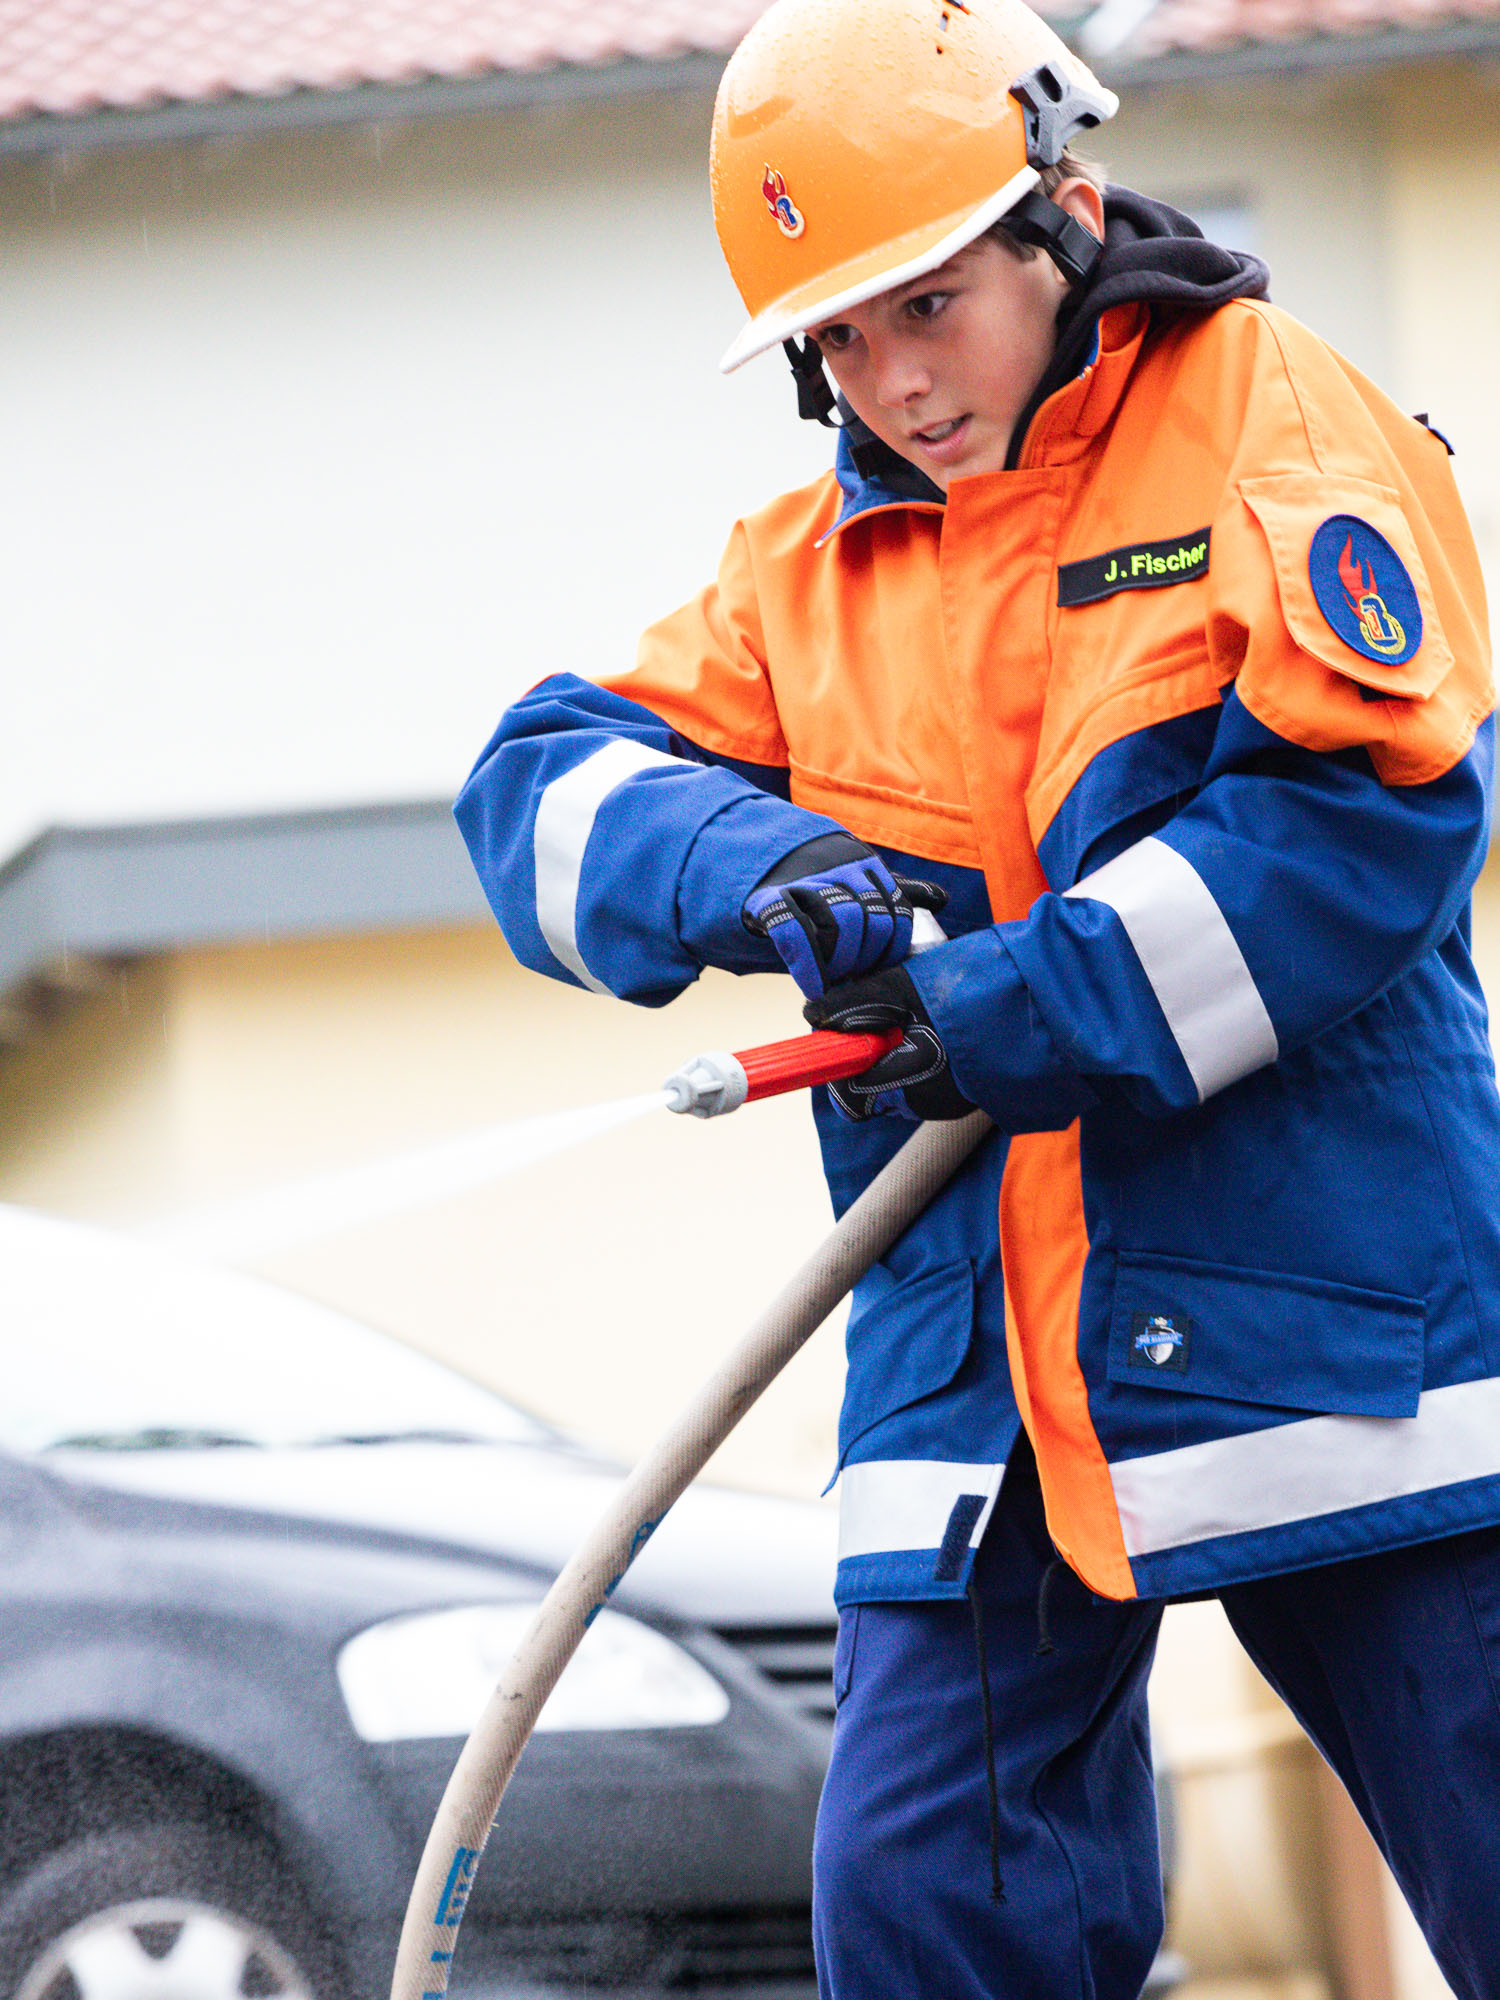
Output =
[{"x1": 804, "y1": 965, "x2": 974, "y2": 1122}]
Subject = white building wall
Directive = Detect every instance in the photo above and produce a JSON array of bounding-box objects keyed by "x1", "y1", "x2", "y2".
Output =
[
  {"x1": 1386, "y1": 63, "x2": 1500, "y2": 611},
  {"x1": 6, "y1": 62, "x2": 1491, "y2": 871},
  {"x1": 1102, "y1": 68, "x2": 1397, "y2": 386},
  {"x1": 0, "y1": 92, "x2": 829, "y2": 859}
]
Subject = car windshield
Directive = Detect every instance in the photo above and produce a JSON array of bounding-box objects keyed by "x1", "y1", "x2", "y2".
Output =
[{"x1": 0, "y1": 1208, "x2": 554, "y2": 1457}]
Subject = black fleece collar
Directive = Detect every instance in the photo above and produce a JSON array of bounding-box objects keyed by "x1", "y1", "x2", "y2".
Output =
[{"x1": 1003, "y1": 186, "x2": 1270, "y2": 469}]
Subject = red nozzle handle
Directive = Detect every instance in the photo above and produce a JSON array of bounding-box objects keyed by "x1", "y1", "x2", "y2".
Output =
[{"x1": 737, "y1": 1028, "x2": 903, "y2": 1103}]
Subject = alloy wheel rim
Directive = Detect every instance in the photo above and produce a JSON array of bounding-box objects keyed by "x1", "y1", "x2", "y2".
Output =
[{"x1": 16, "y1": 1894, "x2": 314, "y2": 2000}]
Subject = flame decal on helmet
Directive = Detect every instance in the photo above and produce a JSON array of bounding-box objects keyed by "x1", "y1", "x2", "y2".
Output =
[{"x1": 761, "y1": 166, "x2": 806, "y2": 240}]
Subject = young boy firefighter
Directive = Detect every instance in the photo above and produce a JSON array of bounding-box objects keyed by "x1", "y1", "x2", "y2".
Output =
[{"x1": 455, "y1": 0, "x2": 1500, "y2": 1989}]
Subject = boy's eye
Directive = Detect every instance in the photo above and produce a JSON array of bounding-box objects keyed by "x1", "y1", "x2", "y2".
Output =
[
  {"x1": 815, "y1": 323, "x2": 858, "y2": 353},
  {"x1": 906, "y1": 291, "x2": 950, "y2": 322}
]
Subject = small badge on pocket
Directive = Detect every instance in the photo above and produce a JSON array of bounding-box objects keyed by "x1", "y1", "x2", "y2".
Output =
[{"x1": 1130, "y1": 1311, "x2": 1191, "y2": 1372}]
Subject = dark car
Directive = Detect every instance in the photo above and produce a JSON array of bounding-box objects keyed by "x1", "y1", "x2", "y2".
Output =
[
  {"x1": 0, "y1": 1205, "x2": 1184, "y2": 2000},
  {"x1": 0, "y1": 1204, "x2": 842, "y2": 1998}
]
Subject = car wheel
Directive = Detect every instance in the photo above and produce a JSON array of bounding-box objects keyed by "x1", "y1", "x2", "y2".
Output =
[{"x1": 0, "y1": 1825, "x2": 344, "y2": 2000}]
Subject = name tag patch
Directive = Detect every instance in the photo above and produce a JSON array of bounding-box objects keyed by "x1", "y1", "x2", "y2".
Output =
[{"x1": 1058, "y1": 528, "x2": 1211, "y2": 607}]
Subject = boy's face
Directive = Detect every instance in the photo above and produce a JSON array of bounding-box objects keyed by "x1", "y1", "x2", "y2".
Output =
[{"x1": 809, "y1": 180, "x2": 1104, "y2": 489}]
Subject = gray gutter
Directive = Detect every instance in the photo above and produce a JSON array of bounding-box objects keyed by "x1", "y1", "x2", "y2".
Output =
[
  {"x1": 1099, "y1": 18, "x2": 1500, "y2": 86},
  {"x1": 0, "y1": 802, "x2": 489, "y2": 1003},
  {"x1": 0, "y1": 49, "x2": 730, "y2": 160},
  {"x1": 2, "y1": 17, "x2": 1496, "y2": 160}
]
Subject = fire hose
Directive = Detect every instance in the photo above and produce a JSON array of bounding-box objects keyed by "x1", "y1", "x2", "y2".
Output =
[{"x1": 391, "y1": 1031, "x2": 991, "y2": 2000}]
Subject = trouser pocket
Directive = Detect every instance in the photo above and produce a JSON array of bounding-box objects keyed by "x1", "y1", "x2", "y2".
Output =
[{"x1": 832, "y1": 1604, "x2": 862, "y2": 1709}]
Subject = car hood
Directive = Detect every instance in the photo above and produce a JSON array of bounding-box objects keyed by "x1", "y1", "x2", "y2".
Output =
[{"x1": 46, "y1": 1441, "x2": 840, "y2": 1627}]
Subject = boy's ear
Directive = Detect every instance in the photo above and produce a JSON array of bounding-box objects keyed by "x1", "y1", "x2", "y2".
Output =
[{"x1": 1053, "y1": 177, "x2": 1105, "y2": 245}]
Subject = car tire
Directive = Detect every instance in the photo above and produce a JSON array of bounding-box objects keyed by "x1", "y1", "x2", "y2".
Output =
[{"x1": 0, "y1": 1823, "x2": 346, "y2": 2000}]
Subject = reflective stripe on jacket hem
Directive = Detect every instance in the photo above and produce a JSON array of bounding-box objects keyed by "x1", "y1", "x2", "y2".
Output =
[
  {"x1": 1112, "y1": 1375, "x2": 1500, "y2": 1559},
  {"x1": 837, "y1": 1458, "x2": 1005, "y2": 1561}
]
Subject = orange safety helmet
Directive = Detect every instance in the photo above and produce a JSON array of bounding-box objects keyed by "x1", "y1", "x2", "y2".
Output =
[{"x1": 711, "y1": 0, "x2": 1117, "y2": 379}]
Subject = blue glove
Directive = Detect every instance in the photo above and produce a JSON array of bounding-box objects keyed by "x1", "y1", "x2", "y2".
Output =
[
  {"x1": 804, "y1": 964, "x2": 975, "y2": 1122},
  {"x1": 742, "y1": 834, "x2": 946, "y2": 1001}
]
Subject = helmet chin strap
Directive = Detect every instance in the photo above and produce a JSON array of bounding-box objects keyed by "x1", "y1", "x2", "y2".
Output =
[
  {"x1": 782, "y1": 337, "x2": 845, "y2": 427},
  {"x1": 996, "y1": 189, "x2": 1103, "y2": 287}
]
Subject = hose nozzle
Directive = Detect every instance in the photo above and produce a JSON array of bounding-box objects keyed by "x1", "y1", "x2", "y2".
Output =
[
  {"x1": 662, "y1": 1050, "x2": 749, "y2": 1120},
  {"x1": 663, "y1": 1028, "x2": 903, "y2": 1119}
]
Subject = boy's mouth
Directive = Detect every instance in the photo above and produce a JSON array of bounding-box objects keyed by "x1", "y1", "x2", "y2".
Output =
[{"x1": 910, "y1": 415, "x2": 970, "y2": 454}]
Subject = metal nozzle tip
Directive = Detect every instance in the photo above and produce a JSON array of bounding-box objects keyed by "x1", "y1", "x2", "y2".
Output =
[{"x1": 660, "y1": 1051, "x2": 749, "y2": 1119}]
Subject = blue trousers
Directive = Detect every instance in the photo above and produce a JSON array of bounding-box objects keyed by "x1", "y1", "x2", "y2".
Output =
[{"x1": 814, "y1": 1438, "x2": 1500, "y2": 1998}]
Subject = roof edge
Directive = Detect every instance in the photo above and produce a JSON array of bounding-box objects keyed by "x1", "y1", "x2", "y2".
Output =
[
  {"x1": 1100, "y1": 18, "x2": 1500, "y2": 85},
  {"x1": 5, "y1": 18, "x2": 1499, "y2": 158},
  {"x1": 0, "y1": 49, "x2": 730, "y2": 160},
  {"x1": 0, "y1": 800, "x2": 492, "y2": 1022}
]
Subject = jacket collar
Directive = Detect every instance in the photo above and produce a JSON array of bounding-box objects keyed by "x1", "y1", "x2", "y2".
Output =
[
  {"x1": 1003, "y1": 186, "x2": 1268, "y2": 470},
  {"x1": 818, "y1": 418, "x2": 945, "y2": 545},
  {"x1": 816, "y1": 186, "x2": 1270, "y2": 541},
  {"x1": 817, "y1": 322, "x2": 1102, "y2": 546}
]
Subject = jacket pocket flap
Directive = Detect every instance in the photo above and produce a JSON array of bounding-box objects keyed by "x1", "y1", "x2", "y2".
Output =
[
  {"x1": 1238, "y1": 474, "x2": 1452, "y2": 702},
  {"x1": 839, "y1": 1260, "x2": 976, "y2": 1465},
  {"x1": 1106, "y1": 1251, "x2": 1423, "y2": 1418}
]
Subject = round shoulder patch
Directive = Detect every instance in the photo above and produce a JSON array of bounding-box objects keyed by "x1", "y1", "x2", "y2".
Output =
[{"x1": 1308, "y1": 515, "x2": 1422, "y2": 667}]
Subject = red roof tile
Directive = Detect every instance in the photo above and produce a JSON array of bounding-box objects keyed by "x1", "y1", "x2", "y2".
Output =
[
  {"x1": 0, "y1": 0, "x2": 1496, "y2": 127},
  {"x1": 1133, "y1": 0, "x2": 1500, "y2": 57},
  {"x1": 0, "y1": 0, "x2": 771, "y2": 121}
]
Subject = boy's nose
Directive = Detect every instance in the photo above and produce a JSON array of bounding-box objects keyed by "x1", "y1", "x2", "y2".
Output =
[{"x1": 869, "y1": 339, "x2": 932, "y2": 409}]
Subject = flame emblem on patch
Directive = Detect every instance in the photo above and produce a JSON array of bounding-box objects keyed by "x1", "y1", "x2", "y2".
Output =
[
  {"x1": 1336, "y1": 534, "x2": 1406, "y2": 657},
  {"x1": 761, "y1": 165, "x2": 805, "y2": 240},
  {"x1": 1308, "y1": 515, "x2": 1422, "y2": 668}
]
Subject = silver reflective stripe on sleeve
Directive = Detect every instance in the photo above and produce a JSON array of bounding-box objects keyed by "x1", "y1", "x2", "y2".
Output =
[
  {"x1": 837, "y1": 1459, "x2": 1005, "y2": 1561},
  {"x1": 1065, "y1": 835, "x2": 1278, "y2": 1101},
  {"x1": 532, "y1": 738, "x2": 686, "y2": 994},
  {"x1": 1111, "y1": 1376, "x2": 1500, "y2": 1560}
]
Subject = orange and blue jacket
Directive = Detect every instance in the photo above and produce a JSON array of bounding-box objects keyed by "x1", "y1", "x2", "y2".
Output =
[{"x1": 458, "y1": 209, "x2": 1497, "y2": 1605}]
